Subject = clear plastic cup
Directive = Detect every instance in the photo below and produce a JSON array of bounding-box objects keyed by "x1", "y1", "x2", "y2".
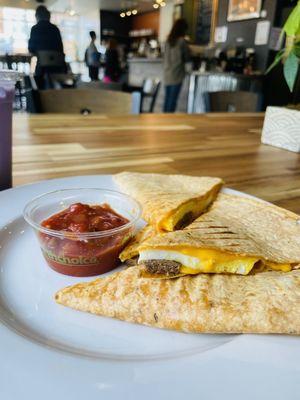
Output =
[
  {"x1": 23, "y1": 188, "x2": 142, "y2": 277},
  {"x1": 0, "y1": 70, "x2": 20, "y2": 190}
]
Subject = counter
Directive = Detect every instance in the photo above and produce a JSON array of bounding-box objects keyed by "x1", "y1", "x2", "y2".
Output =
[
  {"x1": 127, "y1": 58, "x2": 163, "y2": 65},
  {"x1": 127, "y1": 58, "x2": 163, "y2": 88},
  {"x1": 128, "y1": 58, "x2": 263, "y2": 113},
  {"x1": 128, "y1": 58, "x2": 189, "y2": 113}
]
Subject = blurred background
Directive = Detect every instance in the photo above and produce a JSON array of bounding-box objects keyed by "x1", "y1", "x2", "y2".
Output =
[{"x1": 0, "y1": 0, "x2": 299, "y2": 114}]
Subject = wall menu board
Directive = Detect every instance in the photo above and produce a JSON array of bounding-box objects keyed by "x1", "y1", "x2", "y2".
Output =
[{"x1": 195, "y1": 0, "x2": 213, "y2": 45}]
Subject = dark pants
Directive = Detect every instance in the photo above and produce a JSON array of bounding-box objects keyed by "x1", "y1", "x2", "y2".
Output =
[
  {"x1": 88, "y1": 66, "x2": 99, "y2": 81},
  {"x1": 163, "y1": 83, "x2": 182, "y2": 112}
]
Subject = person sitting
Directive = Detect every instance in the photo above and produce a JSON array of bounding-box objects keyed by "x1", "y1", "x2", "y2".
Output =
[
  {"x1": 28, "y1": 5, "x2": 66, "y2": 89},
  {"x1": 103, "y1": 39, "x2": 121, "y2": 83},
  {"x1": 85, "y1": 31, "x2": 100, "y2": 81}
]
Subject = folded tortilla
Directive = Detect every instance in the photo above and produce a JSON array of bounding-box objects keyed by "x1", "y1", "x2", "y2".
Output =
[
  {"x1": 55, "y1": 266, "x2": 300, "y2": 334},
  {"x1": 119, "y1": 225, "x2": 155, "y2": 262},
  {"x1": 114, "y1": 172, "x2": 223, "y2": 232},
  {"x1": 138, "y1": 193, "x2": 300, "y2": 276}
]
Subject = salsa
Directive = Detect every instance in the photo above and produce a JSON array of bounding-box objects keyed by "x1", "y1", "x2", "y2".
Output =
[
  {"x1": 39, "y1": 203, "x2": 131, "y2": 277},
  {"x1": 42, "y1": 203, "x2": 129, "y2": 233}
]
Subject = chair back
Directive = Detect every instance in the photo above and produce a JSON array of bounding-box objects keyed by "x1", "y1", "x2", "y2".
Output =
[
  {"x1": 207, "y1": 91, "x2": 260, "y2": 112},
  {"x1": 37, "y1": 51, "x2": 65, "y2": 68},
  {"x1": 141, "y1": 78, "x2": 161, "y2": 113},
  {"x1": 77, "y1": 81, "x2": 123, "y2": 92},
  {"x1": 37, "y1": 89, "x2": 141, "y2": 114}
]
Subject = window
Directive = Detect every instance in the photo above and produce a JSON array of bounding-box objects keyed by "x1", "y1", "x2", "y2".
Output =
[
  {"x1": 0, "y1": 7, "x2": 35, "y2": 54},
  {"x1": 0, "y1": 6, "x2": 80, "y2": 62}
]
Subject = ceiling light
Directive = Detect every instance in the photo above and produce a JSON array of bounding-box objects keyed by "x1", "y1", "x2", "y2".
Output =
[
  {"x1": 132, "y1": 9, "x2": 138, "y2": 15},
  {"x1": 160, "y1": 1, "x2": 166, "y2": 6},
  {"x1": 126, "y1": 10, "x2": 132, "y2": 16},
  {"x1": 156, "y1": 0, "x2": 162, "y2": 3},
  {"x1": 120, "y1": 12, "x2": 126, "y2": 17},
  {"x1": 65, "y1": 8, "x2": 76, "y2": 16},
  {"x1": 153, "y1": 3, "x2": 159, "y2": 8}
]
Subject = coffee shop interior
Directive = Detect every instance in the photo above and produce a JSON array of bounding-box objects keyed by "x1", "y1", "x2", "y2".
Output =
[{"x1": 2, "y1": 0, "x2": 299, "y2": 114}]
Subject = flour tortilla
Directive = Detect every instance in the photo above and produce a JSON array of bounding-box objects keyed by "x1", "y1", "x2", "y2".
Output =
[
  {"x1": 55, "y1": 266, "x2": 300, "y2": 334},
  {"x1": 114, "y1": 172, "x2": 223, "y2": 232}
]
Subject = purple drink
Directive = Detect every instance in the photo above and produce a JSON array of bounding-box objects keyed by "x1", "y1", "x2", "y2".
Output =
[{"x1": 0, "y1": 71, "x2": 18, "y2": 190}]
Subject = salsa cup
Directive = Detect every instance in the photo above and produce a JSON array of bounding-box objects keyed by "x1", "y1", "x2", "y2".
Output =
[{"x1": 23, "y1": 188, "x2": 142, "y2": 277}]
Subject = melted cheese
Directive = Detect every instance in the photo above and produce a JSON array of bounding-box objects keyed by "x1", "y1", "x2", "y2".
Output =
[
  {"x1": 139, "y1": 247, "x2": 291, "y2": 275},
  {"x1": 159, "y1": 192, "x2": 215, "y2": 232},
  {"x1": 264, "y1": 261, "x2": 292, "y2": 272}
]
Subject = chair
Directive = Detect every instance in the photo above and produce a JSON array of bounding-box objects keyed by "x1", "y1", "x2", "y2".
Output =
[
  {"x1": 140, "y1": 78, "x2": 161, "y2": 113},
  {"x1": 77, "y1": 80, "x2": 123, "y2": 92},
  {"x1": 207, "y1": 91, "x2": 261, "y2": 112},
  {"x1": 37, "y1": 89, "x2": 141, "y2": 114}
]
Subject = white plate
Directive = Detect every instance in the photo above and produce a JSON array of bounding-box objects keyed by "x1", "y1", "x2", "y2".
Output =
[{"x1": 1, "y1": 175, "x2": 300, "y2": 400}]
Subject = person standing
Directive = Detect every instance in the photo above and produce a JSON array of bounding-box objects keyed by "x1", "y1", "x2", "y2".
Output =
[
  {"x1": 163, "y1": 19, "x2": 190, "y2": 113},
  {"x1": 28, "y1": 5, "x2": 66, "y2": 88},
  {"x1": 103, "y1": 39, "x2": 121, "y2": 83},
  {"x1": 85, "y1": 31, "x2": 100, "y2": 81}
]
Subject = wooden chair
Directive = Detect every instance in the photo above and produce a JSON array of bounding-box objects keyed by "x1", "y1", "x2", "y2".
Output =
[
  {"x1": 37, "y1": 89, "x2": 141, "y2": 114},
  {"x1": 207, "y1": 91, "x2": 261, "y2": 112},
  {"x1": 77, "y1": 80, "x2": 123, "y2": 92}
]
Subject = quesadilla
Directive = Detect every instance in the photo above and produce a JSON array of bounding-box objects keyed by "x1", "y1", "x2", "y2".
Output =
[
  {"x1": 137, "y1": 193, "x2": 300, "y2": 276},
  {"x1": 114, "y1": 172, "x2": 223, "y2": 232},
  {"x1": 55, "y1": 266, "x2": 300, "y2": 334},
  {"x1": 119, "y1": 225, "x2": 155, "y2": 262}
]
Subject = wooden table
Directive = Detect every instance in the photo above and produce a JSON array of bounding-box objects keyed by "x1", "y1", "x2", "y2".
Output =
[{"x1": 13, "y1": 113, "x2": 300, "y2": 213}]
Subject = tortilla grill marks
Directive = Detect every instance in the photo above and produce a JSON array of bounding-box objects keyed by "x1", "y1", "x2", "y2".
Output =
[{"x1": 138, "y1": 193, "x2": 300, "y2": 267}]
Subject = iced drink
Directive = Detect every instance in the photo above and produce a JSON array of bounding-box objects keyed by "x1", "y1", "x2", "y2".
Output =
[{"x1": 0, "y1": 71, "x2": 18, "y2": 190}]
